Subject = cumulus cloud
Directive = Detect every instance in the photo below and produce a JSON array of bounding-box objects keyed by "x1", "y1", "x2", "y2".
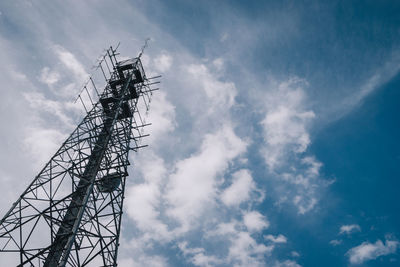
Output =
[
  {"x1": 118, "y1": 254, "x2": 168, "y2": 267},
  {"x1": 346, "y1": 239, "x2": 399, "y2": 265},
  {"x1": 274, "y1": 155, "x2": 325, "y2": 214},
  {"x1": 186, "y1": 64, "x2": 237, "y2": 110},
  {"x1": 166, "y1": 125, "x2": 247, "y2": 231},
  {"x1": 293, "y1": 195, "x2": 317, "y2": 215},
  {"x1": 125, "y1": 152, "x2": 171, "y2": 242},
  {"x1": 173, "y1": 188, "x2": 273, "y2": 266},
  {"x1": 146, "y1": 90, "x2": 176, "y2": 143},
  {"x1": 243, "y1": 211, "x2": 269, "y2": 233},
  {"x1": 153, "y1": 53, "x2": 173, "y2": 72},
  {"x1": 291, "y1": 251, "x2": 300, "y2": 257},
  {"x1": 340, "y1": 224, "x2": 361, "y2": 235},
  {"x1": 329, "y1": 239, "x2": 342, "y2": 246},
  {"x1": 121, "y1": 52, "x2": 283, "y2": 267},
  {"x1": 261, "y1": 78, "x2": 315, "y2": 169},
  {"x1": 178, "y1": 242, "x2": 222, "y2": 267},
  {"x1": 221, "y1": 169, "x2": 256, "y2": 207},
  {"x1": 274, "y1": 260, "x2": 302, "y2": 267},
  {"x1": 259, "y1": 78, "x2": 330, "y2": 214},
  {"x1": 206, "y1": 217, "x2": 274, "y2": 267},
  {"x1": 265, "y1": 234, "x2": 288, "y2": 244},
  {"x1": 228, "y1": 231, "x2": 272, "y2": 266}
]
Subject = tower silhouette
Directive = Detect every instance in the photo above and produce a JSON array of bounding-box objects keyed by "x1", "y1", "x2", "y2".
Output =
[{"x1": 0, "y1": 45, "x2": 159, "y2": 266}]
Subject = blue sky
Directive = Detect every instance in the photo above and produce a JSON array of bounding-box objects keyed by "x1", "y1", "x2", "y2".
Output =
[{"x1": 0, "y1": 0, "x2": 399, "y2": 266}]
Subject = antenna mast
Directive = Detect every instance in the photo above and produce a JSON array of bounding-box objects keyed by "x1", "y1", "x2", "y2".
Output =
[{"x1": 0, "y1": 45, "x2": 160, "y2": 266}]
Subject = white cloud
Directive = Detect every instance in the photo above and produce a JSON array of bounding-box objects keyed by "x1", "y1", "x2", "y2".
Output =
[
  {"x1": 347, "y1": 239, "x2": 399, "y2": 265},
  {"x1": 208, "y1": 221, "x2": 238, "y2": 236},
  {"x1": 119, "y1": 237, "x2": 170, "y2": 267},
  {"x1": 213, "y1": 58, "x2": 224, "y2": 71},
  {"x1": 263, "y1": 104, "x2": 314, "y2": 154},
  {"x1": 166, "y1": 124, "x2": 247, "y2": 231},
  {"x1": 293, "y1": 195, "x2": 317, "y2": 215},
  {"x1": 22, "y1": 126, "x2": 66, "y2": 168},
  {"x1": 258, "y1": 78, "x2": 331, "y2": 214},
  {"x1": 19, "y1": 91, "x2": 81, "y2": 169},
  {"x1": 39, "y1": 67, "x2": 60, "y2": 86},
  {"x1": 146, "y1": 90, "x2": 176, "y2": 143},
  {"x1": 123, "y1": 52, "x2": 276, "y2": 266},
  {"x1": 330, "y1": 239, "x2": 342, "y2": 246},
  {"x1": 153, "y1": 53, "x2": 173, "y2": 72},
  {"x1": 125, "y1": 151, "x2": 173, "y2": 241},
  {"x1": 274, "y1": 260, "x2": 302, "y2": 267},
  {"x1": 340, "y1": 224, "x2": 361, "y2": 235},
  {"x1": 243, "y1": 211, "x2": 269, "y2": 233},
  {"x1": 291, "y1": 251, "x2": 300, "y2": 257},
  {"x1": 302, "y1": 156, "x2": 322, "y2": 177},
  {"x1": 118, "y1": 255, "x2": 168, "y2": 267},
  {"x1": 265, "y1": 234, "x2": 288, "y2": 244},
  {"x1": 178, "y1": 210, "x2": 273, "y2": 266},
  {"x1": 228, "y1": 231, "x2": 273, "y2": 267},
  {"x1": 221, "y1": 169, "x2": 256, "y2": 207},
  {"x1": 22, "y1": 92, "x2": 75, "y2": 129},
  {"x1": 186, "y1": 64, "x2": 237, "y2": 110},
  {"x1": 178, "y1": 242, "x2": 222, "y2": 267},
  {"x1": 118, "y1": 258, "x2": 136, "y2": 267},
  {"x1": 261, "y1": 77, "x2": 315, "y2": 169},
  {"x1": 21, "y1": 93, "x2": 73, "y2": 167},
  {"x1": 204, "y1": 218, "x2": 274, "y2": 266}
]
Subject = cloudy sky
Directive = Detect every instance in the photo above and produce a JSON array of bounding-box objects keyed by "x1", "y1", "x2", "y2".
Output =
[{"x1": 1, "y1": 0, "x2": 400, "y2": 266}]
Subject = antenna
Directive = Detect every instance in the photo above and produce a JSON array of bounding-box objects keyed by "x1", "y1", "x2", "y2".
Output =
[
  {"x1": 0, "y1": 44, "x2": 162, "y2": 266},
  {"x1": 73, "y1": 43, "x2": 123, "y2": 111},
  {"x1": 137, "y1": 38, "x2": 151, "y2": 59}
]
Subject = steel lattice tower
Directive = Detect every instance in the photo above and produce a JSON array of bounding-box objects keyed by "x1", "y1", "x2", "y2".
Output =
[{"x1": 0, "y1": 45, "x2": 159, "y2": 266}]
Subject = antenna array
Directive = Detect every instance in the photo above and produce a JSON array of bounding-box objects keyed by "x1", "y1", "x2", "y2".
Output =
[{"x1": 0, "y1": 44, "x2": 160, "y2": 266}]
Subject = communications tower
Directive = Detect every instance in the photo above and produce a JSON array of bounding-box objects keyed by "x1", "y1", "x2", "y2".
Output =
[{"x1": 0, "y1": 45, "x2": 159, "y2": 266}]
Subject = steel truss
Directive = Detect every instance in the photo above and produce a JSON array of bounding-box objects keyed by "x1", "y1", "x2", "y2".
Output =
[{"x1": 0, "y1": 46, "x2": 159, "y2": 266}]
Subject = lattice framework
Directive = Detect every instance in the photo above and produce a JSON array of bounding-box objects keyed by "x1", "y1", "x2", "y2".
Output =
[{"x1": 0, "y1": 46, "x2": 159, "y2": 266}]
